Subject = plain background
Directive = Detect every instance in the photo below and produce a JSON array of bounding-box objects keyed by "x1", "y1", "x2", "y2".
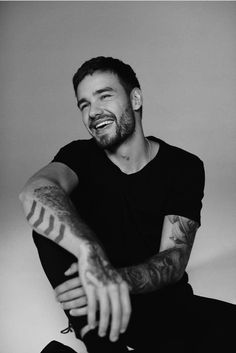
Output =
[{"x1": 1, "y1": 2, "x2": 236, "y2": 352}]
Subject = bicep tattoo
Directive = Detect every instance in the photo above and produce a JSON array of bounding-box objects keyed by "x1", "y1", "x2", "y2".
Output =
[{"x1": 168, "y1": 215, "x2": 198, "y2": 248}]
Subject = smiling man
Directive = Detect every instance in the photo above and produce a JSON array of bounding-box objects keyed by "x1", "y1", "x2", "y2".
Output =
[
  {"x1": 19, "y1": 57, "x2": 235, "y2": 353},
  {"x1": 77, "y1": 72, "x2": 136, "y2": 150}
]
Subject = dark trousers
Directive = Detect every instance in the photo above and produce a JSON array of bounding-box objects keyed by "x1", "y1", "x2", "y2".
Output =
[{"x1": 33, "y1": 232, "x2": 236, "y2": 353}]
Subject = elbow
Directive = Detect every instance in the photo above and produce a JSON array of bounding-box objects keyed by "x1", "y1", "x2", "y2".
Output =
[
  {"x1": 18, "y1": 177, "x2": 49, "y2": 206},
  {"x1": 19, "y1": 186, "x2": 28, "y2": 204},
  {"x1": 172, "y1": 262, "x2": 187, "y2": 284},
  {"x1": 174, "y1": 269, "x2": 186, "y2": 283},
  {"x1": 170, "y1": 247, "x2": 189, "y2": 283},
  {"x1": 19, "y1": 180, "x2": 35, "y2": 203}
]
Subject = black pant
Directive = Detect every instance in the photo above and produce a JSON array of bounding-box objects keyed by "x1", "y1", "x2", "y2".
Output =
[{"x1": 33, "y1": 232, "x2": 236, "y2": 353}]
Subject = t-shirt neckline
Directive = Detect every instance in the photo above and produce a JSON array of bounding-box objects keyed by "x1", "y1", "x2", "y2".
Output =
[{"x1": 103, "y1": 136, "x2": 163, "y2": 177}]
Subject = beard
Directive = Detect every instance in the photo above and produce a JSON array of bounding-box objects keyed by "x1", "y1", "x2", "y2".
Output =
[{"x1": 92, "y1": 106, "x2": 136, "y2": 150}]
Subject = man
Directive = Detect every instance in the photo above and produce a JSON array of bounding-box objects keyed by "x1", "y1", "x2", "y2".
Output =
[{"x1": 19, "y1": 57, "x2": 235, "y2": 352}]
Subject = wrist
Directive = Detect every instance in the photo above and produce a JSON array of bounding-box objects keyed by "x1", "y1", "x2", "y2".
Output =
[
  {"x1": 118, "y1": 268, "x2": 133, "y2": 293},
  {"x1": 76, "y1": 239, "x2": 104, "y2": 259}
]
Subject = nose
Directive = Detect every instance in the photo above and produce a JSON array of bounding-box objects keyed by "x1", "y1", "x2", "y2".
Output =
[{"x1": 89, "y1": 102, "x2": 103, "y2": 119}]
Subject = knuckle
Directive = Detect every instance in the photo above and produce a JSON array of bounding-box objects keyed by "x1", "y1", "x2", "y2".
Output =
[{"x1": 122, "y1": 280, "x2": 129, "y2": 289}]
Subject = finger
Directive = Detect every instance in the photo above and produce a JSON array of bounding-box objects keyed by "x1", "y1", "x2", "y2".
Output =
[
  {"x1": 119, "y1": 281, "x2": 131, "y2": 334},
  {"x1": 61, "y1": 296, "x2": 87, "y2": 310},
  {"x1": 108, "y1": 284, "x2": 121, "y2": 342},
  {"x1": 98, "y1": 288, "x2": 110, "y2": 338},
  {"x1": 70, "y1": 306, "x2": 88, "y2": 317},
  {"x1": 57, "y1": 287, "x2": 86, "y2": 303},
  {"x1": 65, "y1": 262, "x2": 78, "y2": 276},
  {"x1": 86, "y1": 284, "x2": 97, "y2": 329},
  {"x1": 55, "y1": 277, "x2": 82, "y2": 297}
]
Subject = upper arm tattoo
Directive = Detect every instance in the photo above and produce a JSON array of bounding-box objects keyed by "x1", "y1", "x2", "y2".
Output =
[
  {"x1": 168, "y1": 215, "x2": 198, "y2": 249},
  {"x1": 119, "y1": 216, "x2": 199, "y2": 294}
]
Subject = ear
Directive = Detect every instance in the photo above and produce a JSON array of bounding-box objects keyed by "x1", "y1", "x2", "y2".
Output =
[{"x1": 130, "y1": 88, "x2": 142, "y2": 111}]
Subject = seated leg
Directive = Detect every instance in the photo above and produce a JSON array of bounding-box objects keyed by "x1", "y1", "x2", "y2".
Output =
[{"x1": 32, "y1": 231, "x2": 129, "y2": 352}]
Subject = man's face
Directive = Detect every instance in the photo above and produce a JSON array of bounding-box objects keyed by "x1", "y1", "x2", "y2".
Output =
[{"x1": 76, "y1": 71, "x2": 135, "y2": 149}]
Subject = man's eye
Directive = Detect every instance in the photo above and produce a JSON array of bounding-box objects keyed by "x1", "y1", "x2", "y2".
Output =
[
  {"x1": 80, "y1": 104, "x2": 88, "y2": 111},
  {"x1": 101, "y1": 94, "x2": 111, "y2": 100}
]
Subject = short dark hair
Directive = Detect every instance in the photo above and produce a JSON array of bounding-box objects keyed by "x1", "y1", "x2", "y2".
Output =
[{"x1": 72, "y1": 56, "x2": 141, "y2": 97}]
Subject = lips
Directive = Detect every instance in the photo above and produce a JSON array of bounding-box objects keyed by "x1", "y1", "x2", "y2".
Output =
[{"x1": 91, "y1": 118, "x2": 114, "y2": 130}]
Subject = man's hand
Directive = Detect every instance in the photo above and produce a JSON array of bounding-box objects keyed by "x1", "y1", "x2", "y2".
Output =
[
  {"x1": 55, "y1": 263, "x2": 88, "y2": 316},
  {"x1": 77, "y1": 241, "x2": 131, "y2": 342}
]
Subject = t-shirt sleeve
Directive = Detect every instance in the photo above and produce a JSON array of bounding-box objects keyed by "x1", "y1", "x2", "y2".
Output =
[
  {"x1": 51, "y1": 140, "x2": 86, "y2": 177},
  {"x1": 164, "y1": 156, "x2": 205, "y2": 225}
]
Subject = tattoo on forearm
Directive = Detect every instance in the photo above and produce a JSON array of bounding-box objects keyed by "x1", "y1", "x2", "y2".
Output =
[
  {"x1": 26, "y1": 200, "x2": 37, "y2": 221},
  {"x1": 55, "y1": 223, "x2": 66, "y2": 244},
  {"x1": 44, "y1": 215, "x2": 55, "y2": 236},
  {"x1": 120, "y1": 216, "x2": 198, "y2": 294},
  {"x1": 85, "y1": 242, "x2": 121, "y2": 285},
  {"x1": 33, "y1": 206, "x2": 46, "y2": 228},
  {"x1": 27, "y1": 185, "x2": 96, "y2": 245},
  {"x1": 120, "y1": 248, "x2": 180, "y2": 293}
]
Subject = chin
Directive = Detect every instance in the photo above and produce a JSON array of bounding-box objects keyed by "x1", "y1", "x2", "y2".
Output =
[{"x1": 93, "y1": 133, "x2": 120, "y2": 150}]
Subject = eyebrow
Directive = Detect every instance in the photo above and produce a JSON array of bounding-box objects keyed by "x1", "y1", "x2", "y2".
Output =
[{"x1": 77, "y1": 87, "x2": 116, "y2": 108}]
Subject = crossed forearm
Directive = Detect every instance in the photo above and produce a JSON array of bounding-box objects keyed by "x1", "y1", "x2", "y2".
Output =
[
  {"x1": 21, "y1": 181, "x2": 131, "y2": 341},
  {"x1": 21, "y1": 183, "x2": 197, "y2": 294},
  {"x1": 119, "y1": 247, "x2": 186, "y2": 294},
  {"x1": 20, "y1": 181, "x2": 98, "y2": 256},
  {"x1": 119, "y1": 215, "x2": 198, "y2": 294}
]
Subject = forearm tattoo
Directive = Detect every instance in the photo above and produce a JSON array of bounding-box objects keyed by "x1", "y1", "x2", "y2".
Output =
[
  {"x1": 85, "y1": 242, "x2": 121, "y2": 285},
  {"x1": 26, "y1": 185, "x2": 96, "y2": 245},
  {"x1": 119, "y1": 216, "x2": 198, "y2": 294}
]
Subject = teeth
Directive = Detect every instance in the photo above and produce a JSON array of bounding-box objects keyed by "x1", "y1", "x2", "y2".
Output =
[{"x1": 96, "y1": 120, "x2": 113, "y2": 129}]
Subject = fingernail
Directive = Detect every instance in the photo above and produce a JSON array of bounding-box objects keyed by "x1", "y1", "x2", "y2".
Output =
[
  {"x1": 99, "y1": 331, "x2": 105, "y2": 337},
  {"x1": 111, "y1": 335, "x2": 118, "y2": 342}
]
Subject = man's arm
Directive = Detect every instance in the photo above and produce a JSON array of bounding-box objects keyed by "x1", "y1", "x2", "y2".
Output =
[
  {"x1": 55, "y1": 215, "x2": 198, "y2": 310},
  {"x1": 19, "y1": 162, "x2": 98, "y2": 255},
  {"x1": 19, "y1": 162, "x2": 131, "y2": 341},
  {"x1": 119, "y1": 215, "x2": 198, "y2": 294}
]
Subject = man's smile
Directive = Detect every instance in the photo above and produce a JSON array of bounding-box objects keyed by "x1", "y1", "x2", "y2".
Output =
[{"x1": 90, "y1": 118, "x2": 115, "y2": 133}]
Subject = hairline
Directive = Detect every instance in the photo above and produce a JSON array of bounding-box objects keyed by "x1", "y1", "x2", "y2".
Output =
[{"x1": 75, "y1": 69, "x2": 138, "y2": 97}]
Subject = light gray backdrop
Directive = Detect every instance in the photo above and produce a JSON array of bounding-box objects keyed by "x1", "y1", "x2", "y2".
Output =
[{"x1": 1, "y1": 2, "x2": 236, "y2": 352}]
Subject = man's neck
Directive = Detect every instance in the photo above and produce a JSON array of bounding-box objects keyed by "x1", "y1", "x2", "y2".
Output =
[{"x1": 104, "y1": 130, "x2": 151, "y2": 175}]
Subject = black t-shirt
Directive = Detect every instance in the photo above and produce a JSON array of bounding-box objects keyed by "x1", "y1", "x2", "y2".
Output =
[{"x1": 52, "y1": 136, "x2": 205, "y2": 270}]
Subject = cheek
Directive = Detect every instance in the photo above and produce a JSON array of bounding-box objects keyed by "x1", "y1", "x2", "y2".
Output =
[
  {"x1": 109, "y1": 102, "x2": 127, "y2": 119},
  {"x1": 81, "y1": 114, "x2": 90, "y2": 128},
  {"x1": 81, "y1": 108, "x2": 89, "y2": 120}
]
